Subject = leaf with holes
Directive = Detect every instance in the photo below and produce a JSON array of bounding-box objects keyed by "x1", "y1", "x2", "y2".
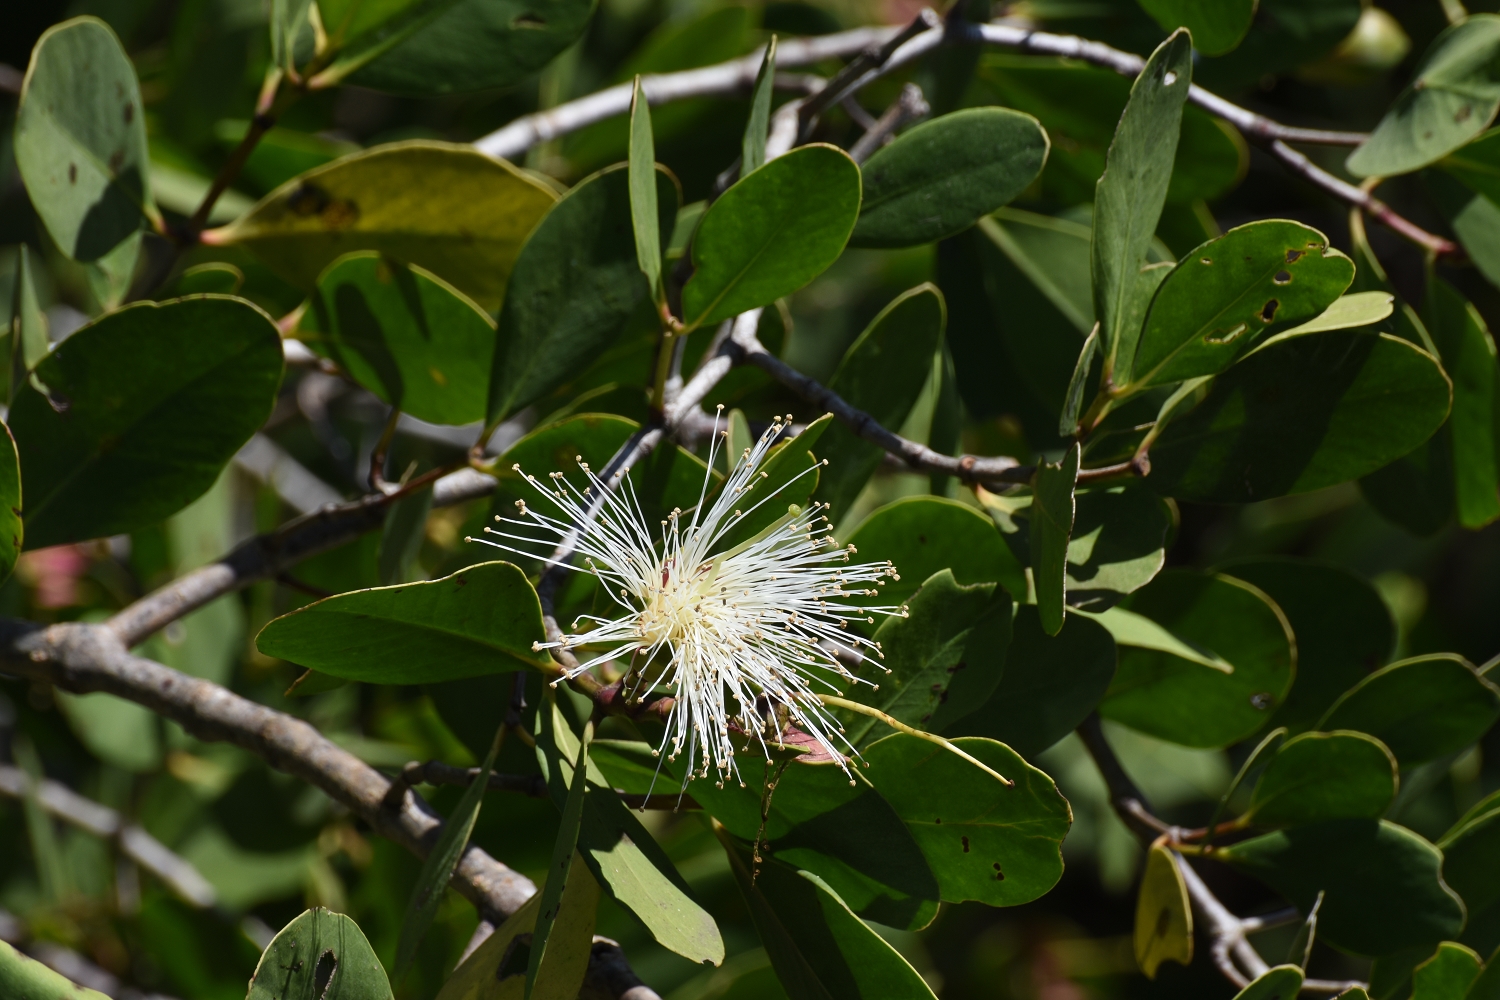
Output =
[
  {"x1": 1126, "y1": 221, "x2": 1355, "y2": 390},
  {"x1": 1134, "y1": 843, "x2": 1192, "y2": 978},
  {"x1": 246, "y1": 908, "x2": 393, "y2": 1000}
]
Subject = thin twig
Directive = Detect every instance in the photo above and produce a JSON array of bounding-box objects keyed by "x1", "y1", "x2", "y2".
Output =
[{"x1": 848, "y1": 83, "x2": 930, "y2": 164}]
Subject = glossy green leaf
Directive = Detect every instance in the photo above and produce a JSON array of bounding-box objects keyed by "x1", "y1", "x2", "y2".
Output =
[
  {"x1": 488, "y1": 165, "x2": 677, "y2": 424},
  {"x1": 812, "y1": 284, "x2": 945, "y2": 516},
  {"x1": 1138, "y1": 0, "x2": 1256, "y2": 55},
  {"x1": 1099, "y1": 570, "x2": 1295, "y2": 748},
  {"x1": 1413, "y1": 942, "x2": 1482, "y2": 1000},
  {"x1": 489, "y1": 415, "x2": 714, "y2": 549},
  {"x1": 1033, "y1": 443, "x2": 1080, "y2": 635},
  {"x1": 1060, "y1": 324, "x2": 1100, "y2": 437},
  {"x1": 1126, "y1": 220, "x2": 1355, "y2": 389},
  {"x1": 839, "y1": 571, "x2": 1010, "y2": 745},
  {"x1": 1064, "y1": 485, "x2": 1171, "y2": 611},
  {"x1": 850, "y1": 108, "x2": 1049, "y2": 249},
  {"x1": 11, "y1": 296, "x2": 282, "y2": 549},
  {"x1": 206, "y1": 141, "x2": 557, "y2": 311},
  {"x1": 1439, "y1": 799, "x2": 1500, "y2": 956},
  {"x1": 846, "y1": 495, "x2": 1026, "y2": 611},
  {"x1": 1275, "y1": 291, "x2": 1395, "y2": 340},
  {"x1": 529, "y1": 720, "x2": 594, "y2": 1000},
  {"x1": 246, "y1": 908, "x2": 393, "y2": 1000},
  {"x1": 949, "y1": 606, "x2": 1116, "y2": 757},
  {"x1": 1216, "y1": 557, "x2": 1394, "y2": 733},
  {"x1": 975, "y1": 57, "x2": 1247, "y2": 209},
  {"x1": 742, "y1": 38, "x2": 776, "y2": 176},
  {"x1": 395, "y1": 724, "x2": 504, "y2": 976},
  {"x1": 15, "y1": 17, "x2": 155, "y2": 262},
  {"x1": 1081, "y1": 603, "x2": 1233, "y2": 673},
  {"x1": 1246, "y1": 730, "x2": 1398, "y2": 826},
  {"x1": 1134, "y1": 843, "x2": 1192, "y2": 978},
  {"x1": 1426, "y1": 275, "x2": 1500, "y2": 529},
  {"x1": 628, "y1": 78, "x2": 662, "y2": 300},
  {"x1": 325, "y1": 0, "x2": 594, "y2": 96},
  {"x1": 721, "y1": 834, "x2": 938, "y2": 1000},
  {"x1": 305, "y1": 253, "x2": 495, "y2": 425},
  {"x1": 0, "y1": 424, "x2": 20, "y2": 584},
  {"x1": 1348, "y1": 16, "x2": 1500, "y2": 178},
  {"x1": 1093, "y1": 30, "x2": 1192, "y2": 376},
  {"x1": 686, "y1": 753, "x2": 940, "y2": 931},
  {"x1": 1232, "y1": 966, "x2": 1306, "y2": 1000},
  {"x1": 1219, "y1": 819, "x2": 1465, "y2": 956},
  {"x1": 0, "y1": 939, "x2": 112, "y2": 1000},
  {"x1": 1147, "y1": 331, "x2": 1453, "y2": 503},
  {"x1": 862, "y1": 733, "x2": 1071, "y2": 907},
  {"x1": 681, "y1": 144, "x2": 860, "y2": 330},
  {"x1": 1319, "y1": 654, "x2": 1500, "y2": 767},
  {"x1": 11, "y1": 245, "x2": 50, "y2": 390},
  {"x1": 256, "y1": 561, "x2": 549, "y2": 683}
]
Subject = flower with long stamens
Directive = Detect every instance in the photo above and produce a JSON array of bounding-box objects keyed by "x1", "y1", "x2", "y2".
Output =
[{"x1": 467, "y1": 410, "x2": 904, "y2": 788}]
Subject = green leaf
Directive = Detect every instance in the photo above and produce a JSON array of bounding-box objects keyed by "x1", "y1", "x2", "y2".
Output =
[
  {"x1": 56, "y1": 690, "x2": 161, "y2": 773},
  {"x1": 1440, "y1": 801, "x2": 1500, "y2": 956},
  {"x1": 681, "y1": 144, "x2": 861, "y2": 330},
  {"x1": 846, "y1": 495, "x2": 1026, "y2": 611},
  {"x1": 377, "y1": 486, "x2": 432, "y2": 587},
  {"x1": 1032, "y1": 443, "x2": 1080, "y2": 636},
  {"x1": 0, "y1": 939, "x2": 112, "y2": 1000},
  {"x1": 948, "y1": 606, "x2": 1116, "y2": 757},
  {"x1": 1319, "y1": 654, "x2": 1500, "y2": 768},
  {"x1": 1426, "y1": 275, "x2": 1500, "y2": 529},
  {"x1": 720, "y1": 833, "x2": 938, "y2": 1000},
  {"x1": 11, "y1": 245, "x2": 49, "y2": 390},
  {"x1": 15, "y1": 17, "x2": 155, "y2": 262},
  {"x1": 1232, "y1": 966, "x2": 1306, "y2": 1000},
  {"x1": 1093, "y1": 29, "x2": 1192, "y2": 378},
  {"x1": 163, "y1": 262, "x2": 244, "y2": 298},
  {"x1": 395, "y1": 724, "x2": 505, "y2": 976},
  {"x1": 1138, "y1": 0, "x2": 1256, "y2": 55},
  {"x1": 270, "y1": 0, "x2": 314, "y2": 74},
  {"x1": 686, "y1": 754, "x2": 940, "y2": 931},
  {"x1": 1127, "y1": 220, "x2": 1355, "y2": 390},
  {"x1": 812, "y1": 284, "x2": 946, "y2": 517},
  {"x1": 742, "y1": 38, "x2": 777, "y2": 176},
  {"x1": 862, "y1": 733, "x2": 1071, "y2": 907},
  {"x1": 1060, "y1": 324, "x2": 1100, "y2": 437},
  {"x1": 1218, "y1": 819, "x2": 1465, "y2": 957},
  {"x1": 1134, "y1": 843, "x2": 1192, "y2": 978},
  {"x1": 529, "y1": 720, "x2": 594, "y2": 1000},
  {"x1": 542, "y1": 707, "x2": 724, "y2": 965},
  {"x1": 205, "y1": 141, "x2": 558, "y2": 312},
  {"x1": 1429, "y1": 169, "x2": 1500, "y2": 295},
  {"x1": 628, "y1": 78, "x2": 662, "y2": 301},
  {"x1": 487, "y1": 165, "x2": 677, "y2": 424},
  {"x1": 256, "y1": 561, "x2": 549, "y2": 683},
  {"x1": 304, "y1": 253, "x2": 496, "y2": 425},
  {"x1": 488, "y1": 415, "x2": 715, "y2": 551},
  {"x1": 1413, "y1": 942, "x2": 1483, "y2": 1000},
  {"x1": 1146, "y1": 331, "x2": 1453, "y2": 503},
  {"x1": 839, "y1": 570, "x2": 1010, "y2": 745},
  {"x1": 0, "y1": 423, "x2": 20, "y2": 584},
  {"x1": 1216, "y1": 557, "x2": 1395, "y2": 734},
  {"x1": 1348, "y1": 16, "x2": 1500, "y2": 178},
  {"x1": 850, "y1": 108, "x2": 1050, "y2": 249},
  {"x1": 1099, "y1": 570, "x2": 1295, "y2": 748},
  {"x1": 324, "y1": 0, "x2": 594, "y2": 96},
  {"x1": 246, "y1": 908, "x2": 393, "y2": 1000},
  {"x1": 1196, "y1": 0, "x2": 1362, "y2": 90},
  {"x1": 433, "y1": 894, "x2": 540, "y2": 1000},
  {"x1": 11, "y1": 296, "x2": 283, "y2": 550},
  {"x1": 1246, "y1": 731, "x2": 1398, "y2": 826},
  {"x1": 1276, "y1": 291, "x2": 1396, "y2": 340},
  {"x1": 1469, "y1": 955, "x2": 1500, "y2": 1000},
  {"x1": 1063, "y1": 485, "x2": 1171, "y2": 612}
]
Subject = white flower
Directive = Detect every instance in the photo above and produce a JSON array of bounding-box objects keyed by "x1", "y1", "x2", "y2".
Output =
[{"x1": 468, "y1": 411, "x2": 902, "y2": 788}]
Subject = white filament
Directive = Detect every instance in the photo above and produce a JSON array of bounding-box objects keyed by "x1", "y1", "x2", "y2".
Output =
[{"x1": 467, "y1": 411, "x2": 903, "y2": 788}]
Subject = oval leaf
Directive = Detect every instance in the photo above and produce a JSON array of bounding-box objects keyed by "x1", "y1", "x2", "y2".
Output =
[
  {"x1": 305, "y1": 252, "x2": 496, "y2": 425},
  {"x1": 1147, "y1": 331, "x2": 1453, "y2": 503},
  {"x1": 1128, "y1": 220, "x2": 1355, "y2": 389},
  {"x1": 850, "y1": 107, "x2": 1049, "y2": 249},
  {"x1": 15, "y1": 17, "x2": 154, "y2": 262},
  {"x1": 247, "y1": 908, "x2": 393, "y2": 1000},
  {"x1": 846, "y1": 495, "x2": 1026, "y2": 610},
  {"x1": 1246, "y1": 730, "x2": 1398, "y2": 826},
  {"x1": 1138, "y1": 0, "x2": 1256, "y2": 56},
  {"x1": 256, "y1": 561, "x2": 549, "y2": 683},
  {"x1": 1134, "y1": 843, "x2": 1192, "y2": 978},
  {"x1": 1318, "y1": 654, "x2": 1500, "y2": 767},
  {"x1": 681, "y1": 143, "x2": 861, "y2": 330},
  {"x1": 205, "y1": 141, "x2": 557, "y2": 311},
  {"x1": 11, "y1": 296, "x2": 283, "y2": 549}
]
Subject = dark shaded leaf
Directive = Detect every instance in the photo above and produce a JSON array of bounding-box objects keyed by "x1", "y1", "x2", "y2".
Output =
[
  {"x1": 1246, "y1": 731, "x2": 1398, "y2": 826},
  {"x1": 1319, "y1": 654, "x2": 1500, "y2": 767}
]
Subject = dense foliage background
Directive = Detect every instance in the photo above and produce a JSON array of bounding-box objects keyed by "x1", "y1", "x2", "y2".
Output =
[{"x1": 2, "y1": 0, "x2": 1500, "y2": 999}]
